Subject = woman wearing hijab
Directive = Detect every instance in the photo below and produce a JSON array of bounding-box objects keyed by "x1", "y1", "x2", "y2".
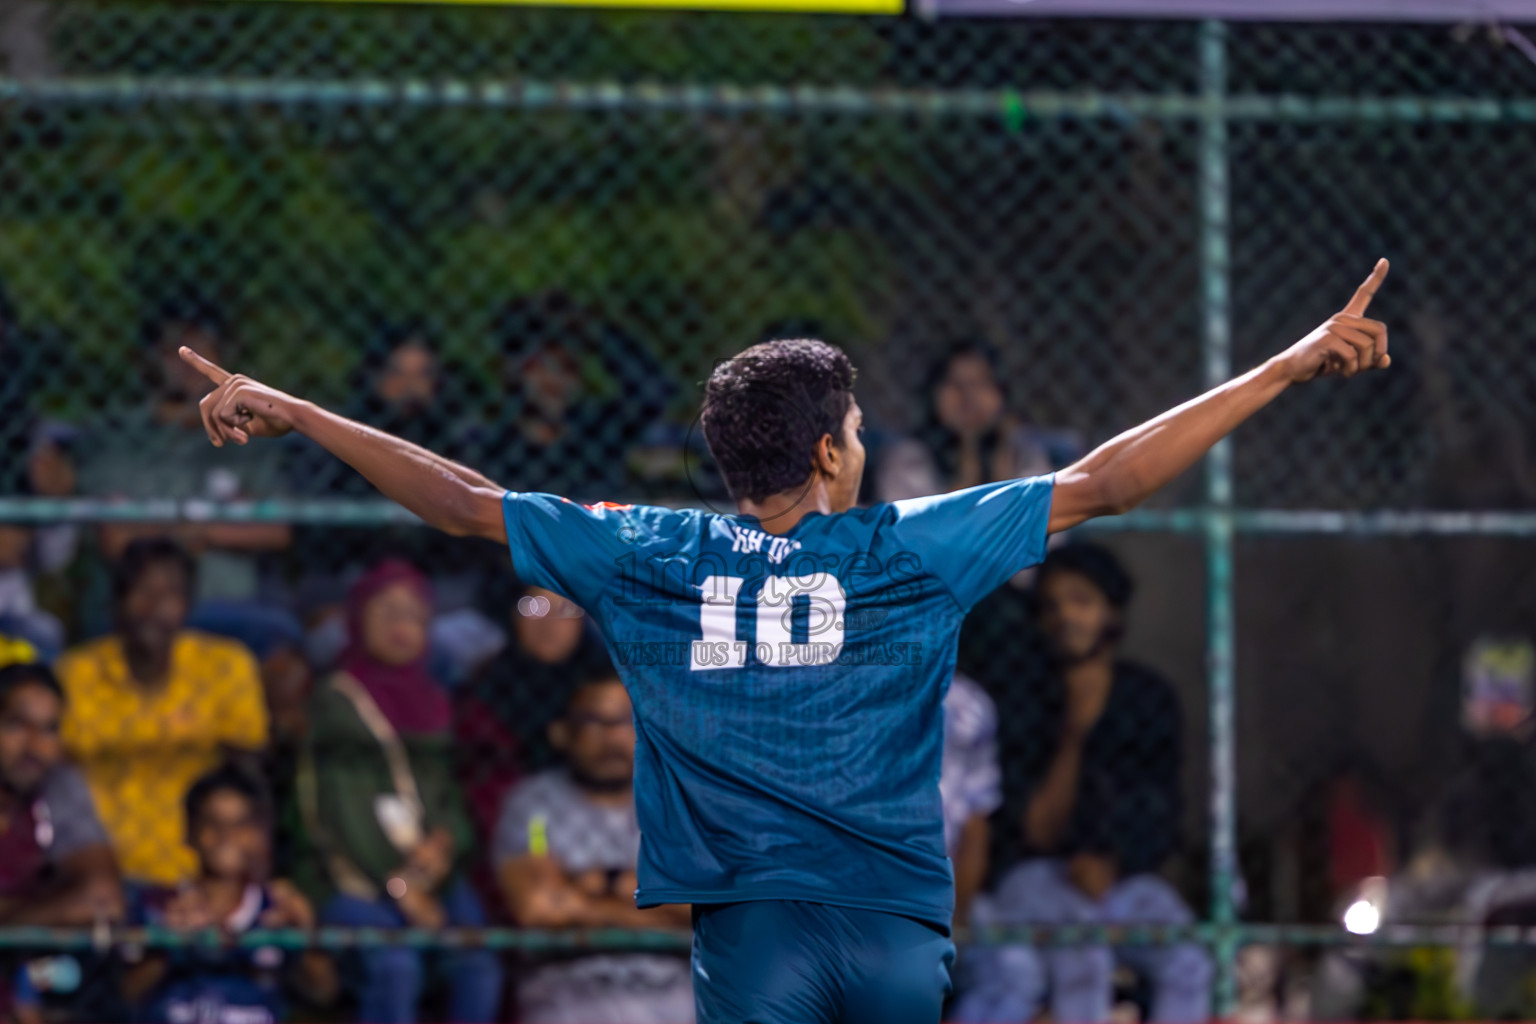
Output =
[
  {"x1": 451, "y1": 574, "x2": 615, "y2": 918},
  {"x1": 292, "y1": 559, "x2": 502, "y2": 1024}
]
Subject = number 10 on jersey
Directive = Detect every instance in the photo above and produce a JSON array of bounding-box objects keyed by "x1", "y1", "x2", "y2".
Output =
[{"x1": 692, "y1": 574, "x2": 848, "y2": 670}]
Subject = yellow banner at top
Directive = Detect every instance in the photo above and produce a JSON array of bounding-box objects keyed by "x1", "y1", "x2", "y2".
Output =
[{"x1": 274, "y1": 0, "x2": 901, "y2": 12}]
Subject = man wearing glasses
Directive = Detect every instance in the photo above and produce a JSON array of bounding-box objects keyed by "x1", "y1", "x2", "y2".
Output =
[{"x1": 493, "y1": 674, "x2": 695, "y2": 1024}]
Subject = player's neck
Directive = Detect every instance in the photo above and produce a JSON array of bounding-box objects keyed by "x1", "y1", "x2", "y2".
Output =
[{"x1": 736, "y1": 482, "x2": 835, "y2": 535}]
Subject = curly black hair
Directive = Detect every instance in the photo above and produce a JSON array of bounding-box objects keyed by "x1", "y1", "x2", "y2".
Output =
[{"x1": 700, "y1": 338, "x2": 857, "y2": 504}]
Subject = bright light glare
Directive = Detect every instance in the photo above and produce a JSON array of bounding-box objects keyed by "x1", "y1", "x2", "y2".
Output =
[{"x1": 1343, "y1": 899, "x2": 1381, "y2": 935}]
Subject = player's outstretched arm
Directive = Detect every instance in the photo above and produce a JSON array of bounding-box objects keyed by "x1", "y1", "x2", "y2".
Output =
[
  {"x1": 1047, "y1": 259, "x2": 1391, "y2": 534},
  {"x1": 179, "y1": 348, "x2": 507, "y2": 543}
]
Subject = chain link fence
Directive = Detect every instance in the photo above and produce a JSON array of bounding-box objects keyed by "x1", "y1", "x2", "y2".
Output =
[{"x1": 5, "y1": 4, "x2": 1536, "y2": 1021}]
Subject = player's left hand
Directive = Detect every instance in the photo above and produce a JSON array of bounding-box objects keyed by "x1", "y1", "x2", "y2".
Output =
[
  {"x1": 1273, "y1": 259, "x2": 1391, "y2": 384},
  {"x1": 179, "y1": 347, "x2": 303, "y2": 446}
]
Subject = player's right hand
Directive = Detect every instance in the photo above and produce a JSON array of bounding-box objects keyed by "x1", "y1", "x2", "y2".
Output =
[{"x1": 179, "y1": 346, "x2": 301, "y2": 446}]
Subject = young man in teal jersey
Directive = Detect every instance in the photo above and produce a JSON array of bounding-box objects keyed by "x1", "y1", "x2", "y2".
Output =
[{"x1": 181, "y1": 261, "x2": 1390, "y2": 1024}]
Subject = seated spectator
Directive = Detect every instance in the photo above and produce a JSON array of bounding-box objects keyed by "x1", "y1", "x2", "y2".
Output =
[
  {"x1": 57, "y1": 538, "x2": 269, "y2": 885},
  {"x1": 0, "y1": 659, "x2": 124, "y2": 1022},
  {"x1": 350, "y1": 325, "x2": 456, "y2": 458},
  {"x1": 25, "y1": 423, "x2": 110, "y2": 644},
  {"x1": 456, "y1": 576, "x2": 614, "y2": 846},
  {"x1": 875, "y1": 337, "x2": 1078, "y2": 503},
  {"x1": 953, "y1": 543, "x2": 1210, "y2": 1024},
  {"x1": 292, "y1": 559, "x2": 501, "y2": 1024},
  {"x1": 121, "y1": 765, "x2": 336, "y2": 1024},
  {"x1": 289, "y1": 323, "x2": 457, "y2": 501},
  {"x1": 79, "y1": 297, "x2": 292, "y2": 605},
  {"x1": 0, "y1": 525, "x2": 65, "y2": 662},
  {"x1": 251, "y1": 636, "x2": 315, "y2": 882},
  {"x1": 472, "y1": 292, "x2": 672, "y2": 499},
  {"x1": 287, "y1": 324, "x2": 476, "y2": 613},
  {"x1": 941, "y1": 671, "x2": 1003, "y2": 930},
  {"x1": 72, "y1": 303, "x2": 304, "y2": 735},
  {"x1": 496, "y1": 676, "x2": 693, "y2": 1024}
]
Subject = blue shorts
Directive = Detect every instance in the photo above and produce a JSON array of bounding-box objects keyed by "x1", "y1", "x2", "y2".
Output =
[{"x1": 690, "y1": 900, "x2": 955, "y2": 1024}]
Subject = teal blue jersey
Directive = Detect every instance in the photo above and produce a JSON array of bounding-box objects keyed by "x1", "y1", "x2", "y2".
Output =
[{"x1": 501, "y1": 475, "x2": 1055, "y2": 930}]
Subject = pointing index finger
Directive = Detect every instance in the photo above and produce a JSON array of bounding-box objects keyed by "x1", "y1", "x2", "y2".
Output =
[
  {"x1": 178, "y1": 345, "x2": 232, "y2": 386},
  {"x1": 1342, "y1": 258, "x2": 1390, "y2": 317}
]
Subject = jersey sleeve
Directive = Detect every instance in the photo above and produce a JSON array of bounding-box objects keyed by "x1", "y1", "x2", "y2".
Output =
[
  {"x1": 889, "y1": 474, "x2": 1055, "y2": 611},
  {"x1": 501, "y1": 492, "x2": 637, "y2": 610}
]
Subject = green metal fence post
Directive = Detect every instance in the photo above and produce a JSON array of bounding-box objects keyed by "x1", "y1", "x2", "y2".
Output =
[{"x1": 1198, "y1": 17, "x2": 1239, "y2": 1019}]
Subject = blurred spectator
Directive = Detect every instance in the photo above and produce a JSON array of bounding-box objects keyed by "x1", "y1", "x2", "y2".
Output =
[
  {"x1": 292, "y1": 559, "x2": 501, "y2": 1024},
  {"x1": 25, "y1": 423, "x2": 77, "y2": 507},
  {"x1": 260, "y1": 639, "x2": 316, "y2": 881},
  {"x1": 1366, "y1": 638, "x2": 1536, "y2": 1018},
  {"x1": 350, "y1": 325, "x2": 455, "y2": 456},
  {"x1": 1308, "y1": 638, "x2": 1536, "y2": 1021},
  {"x1": 457, "y1": 577, "x2": 613, "y2": 839},
  {"x1": 496, "y1": 676, "x2": 693, "y2": 1024},
  {"x1": 454, "y1": 578, "x2": 609, "y2": 920},
  {"x1": 954, "y1": 565, "x2": 1055, "y2": 876},
  {"x1": 474, "y1": 292, "x2": 672, "y2": 500},
  {"x1": 953, "y1": 543, "x2": 1209, "y2": 1024},
  {"x1": 0, "y1": 407, "x2": 77, "y2": 657},
  {"x1": 57, "y1": 537, "x2": 269, "y2": 885},
  {"x1": 292, "y1": 323, "x2": 459, "y2": 503},
  {"x1": 942, "y1": 671, "x2": 1003, "y2": 930},
  {"x1": 288, "y1": 324, "x2": 493, "y2": 682},
  {"x1": 300, "y1": 581, "x2": 502, "y2": 695},
  {"x1": 0, "y1": 525, "x2": 65, "y2": 662},
  {"x1": 78, "y1": 297, "x2": 292, "y2": 604},
  {"x1": 1430, "y1": 639, "x2": 1536, "y2": 882},
  {"x1": 121, "y1": 764, "x2": 337, "y2": 1024},
  {"x1": 876, "y1": 337, "x2": 1078, "y2": 503},
  {"x1": 0, "y1": 660, "x2": 124, "y2": 1022},
  {"x1": 25, "y1": 423, "x2": 111, "y2": 643}
]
